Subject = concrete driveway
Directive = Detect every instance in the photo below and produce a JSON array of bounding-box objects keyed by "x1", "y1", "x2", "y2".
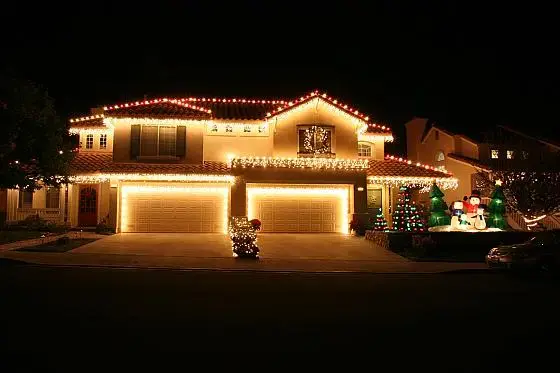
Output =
[{"x1": 73, "y1": 233, "x2": 406, "y2": 262}]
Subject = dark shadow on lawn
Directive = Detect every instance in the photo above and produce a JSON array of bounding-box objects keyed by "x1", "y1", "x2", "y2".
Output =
[{"x1": 16, "y1": 238, "x2": 98, "y2": 253}]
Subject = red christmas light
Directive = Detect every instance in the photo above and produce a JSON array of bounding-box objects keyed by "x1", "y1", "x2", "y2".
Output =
[{"x1": 384, "y1": 154, "x2": 452, "y2": 175}]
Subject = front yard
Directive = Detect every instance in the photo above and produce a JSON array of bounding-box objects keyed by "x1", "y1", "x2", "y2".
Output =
[
  {"x1": 0, "y1": 231, "x2": 45, "y2": 245},
  {"x1": 16, "y1": 238, "x2": 98, "y2": 253}
]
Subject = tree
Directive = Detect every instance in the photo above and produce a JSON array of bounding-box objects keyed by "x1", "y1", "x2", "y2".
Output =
[
  {"x1": 428, "y1": 183, "x2": 450, "y2": 227},
  {"x1": 392, "y1": 186, "x2": 426, "y2": 232},
  {"x1": 372, "y1": 208, "x2": 388, "y2": 231},
  {"x1": 0, "y1": 71, "x2": 76, "y2": 190},
  {"x1": 486, "y1": 181, "x2": 507, "y2": 229},
  {"x1": 477, "y1": 170, "x2": 560, "y2": 218}
]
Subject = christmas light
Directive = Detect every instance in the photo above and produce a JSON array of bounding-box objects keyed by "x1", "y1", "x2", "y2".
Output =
[
  {"x1": 103, "y1": 98, "x2": 212, "y2": 114},
  {"x1": 205, "y1": 122, "x2": 269, "y2": 135},
  {"x1": 523, "y1": 214, "x2": 547, "y2": 223},
  {"x1": 70, "y1": 174, "x2": 235, "y2": 184},
  {"x1": 104, "y1": 117, "x2": 203, "y2": 126},
  {"x1": 229, "y1": 216, "x2": 259, "y2": 258},
  {"x1": 384, "y1": 154, "x2": 452, "y2": 175},
  {"x1": 181, "y1": 97, "x2": 286, "y2": 105},
  {"x1": 358, "y1": 133, "x2": 394, "y2": 143},
  {"x1": 231, "y1": 156, "x2": 369, "y2": 170},
  {"x1": 69, "y1": 114, "x2": 105, "y2": 123},
  {"x1": 247, "y1": 186, "x2": 349, "y2": 234},
  {"x1": 120, "y1": 184, "x2": 229, "y2": 233},
  {"x1": 69, "y1": 127, "x2": 111, "y2": 135},
  {"x1": 367, "y1": 176, "x2": 459, "y2": 190}
]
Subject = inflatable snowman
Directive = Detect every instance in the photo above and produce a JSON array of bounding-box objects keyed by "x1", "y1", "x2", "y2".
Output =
[
  {"x1": 449, "y1": 200, "x2": 465, "y2": 230},
  {"x1": 474, "y1": 207, "x2": 487, "y2": 230}
]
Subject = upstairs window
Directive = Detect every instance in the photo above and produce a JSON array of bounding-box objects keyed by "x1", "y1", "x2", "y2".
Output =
[
  {"x1": 131, "y1": 125, "x2": 185, "y2": 159},
  {"x1": 46, "y1": 187, "x2": 60, "y2": 208},
  {"x1": 86, "y1": 134, "x2": 94, "y2": 149},
  {"x1": 506, "y1": 150, "x2": 514, "y2": 159},
  {"x1": 18, "y1": 189, "x2": 33, "y2": 209},
  {"x1": 298, "y1": 125, "x2": 333, "y2": 156},
  {"x1": 435, "y1": 150, "x2": 445, "y2": 162},
  {"x1": 491, "y1": 149, "x2": 499, "y2": 159},
  {"x1": 243, "y1": 125, "x2": 252, "y2": 133},
  {"x1": 358, "y1": 142, "x2": 372, "y2": 157},
  {"x1": 521, "y1": 150, "x2": 529, "y2": 160},
  {"x1": 99, "y1": 134, "x2": 107, "y2": 149}
]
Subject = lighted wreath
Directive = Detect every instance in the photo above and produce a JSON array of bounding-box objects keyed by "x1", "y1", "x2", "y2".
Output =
[{"x1": 304, "y1": 126, "x2": 330, "y2": 154}]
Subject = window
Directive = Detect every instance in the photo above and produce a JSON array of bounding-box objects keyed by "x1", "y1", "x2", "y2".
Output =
[
  {"x1": 521, "y1": 150, "x2": 529, "y2": 160},
  {"x1": 491, "y1": 149, "x2": 499, "y2": 159},
  {"x1": 99, "y1": 134, "x2": 107, "y2": 149},
  {"x1": 139, "y1": 125, "x2": 177, "y2": 157},
  {"x1": 18, "y1": 190, "x2": 33, "y2": 208},
  {"x1": 244, "y1": 125, "x2": 252, "y2": 133},
  {"x1": 211, "y1": 124, "x2": 218, "y2": 132},
  {"x1": 506, "y1": 150, "x2": 514, "y2": 159},
  {"x1": 358, "y1": 142, "x2": 372, "y2": 157},
  {"x1": 46, "y1": 187, "x2": 60, "y2": 208},
  {"x1": 435, "y1": 150, "x2": 445, "y2": 162},
  {"x1": 86, "y1": 134, "x2": 94, "y2": 149},
  {"x1": 435, "y1": 130, "x2": 439, "y2": 140},
  {"x1": 225, "y1": 124, "x2": 233, "y2": 133},
  {"x1": 298, "y1": 125, "x2": 333, "y2": 155},
  {"x1": 258, "y1": 125, "x2": 266, "y2": 133},
  {"x1": 367, "y1": 187, "x2": 382, "y2": 215}
]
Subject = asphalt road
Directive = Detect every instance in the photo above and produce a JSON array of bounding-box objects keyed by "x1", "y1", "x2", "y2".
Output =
[{"x1": 1, "y1": 263, "x2": 559, "y2": 370}]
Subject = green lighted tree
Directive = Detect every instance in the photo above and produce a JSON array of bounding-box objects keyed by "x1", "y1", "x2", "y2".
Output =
[
  {"x1": 392, "y1": 186, "x2": 426, "y2": 232},
  {"x1": 428, "y1": 183, "x2": 450, "y2": 227},
  {"x1": 487, "y1": 181, "x2": 507, "y2": 229},
  {"x1": 372, "y1": 209, "x2": 388, "y2": 231}
]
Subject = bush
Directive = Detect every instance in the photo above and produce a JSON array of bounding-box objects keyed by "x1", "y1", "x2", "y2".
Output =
[
  {"x1": 95, "y1": 215, "x2": 114, "y2": 234},
  {"x1": 4, "y1": 214, "x2": 68, "y2": 233},
  {"x1": 56, "y1": 236, "x2": 70, "y2": 245}
]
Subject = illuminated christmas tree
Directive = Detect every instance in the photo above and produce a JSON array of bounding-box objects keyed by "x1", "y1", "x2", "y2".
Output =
[
  {"x1": 372, "y1": 209, "x2": 389, "y2": 231},
  {"x1": 428, "y1": 183, "x2": 451, "y2": 227},
  {"x1": 487, "y1": 180, "x2": 507, "y2": 229},
  {"x1": 392, "y1": 186, "x2": 426, "y2": 232}
]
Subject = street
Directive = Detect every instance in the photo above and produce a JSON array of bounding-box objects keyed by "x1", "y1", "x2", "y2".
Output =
[{"x1": 1, "y1": 263, "x2": 559, "y2": 370}]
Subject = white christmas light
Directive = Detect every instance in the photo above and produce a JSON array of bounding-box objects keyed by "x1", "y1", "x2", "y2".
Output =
[
  {"x1": 70, "y1": 174, "x2": 235, "y2": 184},
  {"x1": 231, "y1": 156, "x2": 369, "y2": 170},
  {"x1": 367, "y1": 176, "x2": 459, "y2": 190}
]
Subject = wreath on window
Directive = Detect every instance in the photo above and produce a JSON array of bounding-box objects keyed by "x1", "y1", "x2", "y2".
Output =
[{"x1": 304, "y1": 126, "x2": 330, "y2": 154}]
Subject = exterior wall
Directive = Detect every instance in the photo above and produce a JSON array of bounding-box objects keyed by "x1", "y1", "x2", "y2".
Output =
[
  {"x1": 98, "y1": 182, "x2": 111, "y2": 223},
  {"x1": 404, "y1": 118, "x2": 428, "y2": 161},
  {"x1": 455, "y1": 136, "x2": 478, "y2": 159},
  {"x1": 420, "y1": 127, "x2": 455, "y2": 166},
  {"x1": 271, "y1": 98, "x2": 362, "y2": 159},
  {"x1": 442, "y1": 160, "x2": 476, "y2": 204},
  {"x1": 203, "y1": 121, "x2": 273, "y2": 162},
  {"x1": 112, "y1": 122, "x2": 131, "y2": 162}
]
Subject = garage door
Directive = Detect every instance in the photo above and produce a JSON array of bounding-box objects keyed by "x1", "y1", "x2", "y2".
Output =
[
  {"x1": 121, "y1": 185, "x2": 228, "y2": 233},
  {"x1": 247, "y1": 186, "x2": 349, "y2": 233}
]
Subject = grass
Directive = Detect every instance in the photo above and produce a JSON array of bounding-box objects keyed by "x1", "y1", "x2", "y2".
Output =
[
  {"x1": 16, "y1": 238, "x2": 98, "y2": 253},
  {"x1": 0, "y1": 231, "x2": 46, "y2": 244}
]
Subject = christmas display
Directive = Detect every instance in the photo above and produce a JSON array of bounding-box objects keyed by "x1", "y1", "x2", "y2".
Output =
[
  {"x1": 428, "y1": 183, "x2": 450, "y2": 227},
  {"x1": 303, "y1": 126, "x2": 331, "y2": 154},
  {"x1": 486, "y1": 180, "x2": 507, "y2": 230},
  {"x1": 372, "y1": 209, "x2": 389, "y2": 231},
  {"x1": 391, "y1": 186, "x2": 426, "y2": 232},
  {"x1": 230, "y1": 156, "x2": 369, "y2": 170},
  {"x1": 229, "y1": 217, "x2": 259, "y2": 258}
]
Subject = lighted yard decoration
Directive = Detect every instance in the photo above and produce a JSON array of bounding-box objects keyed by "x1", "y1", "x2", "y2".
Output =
[
  {"x1": 427, "y1": 183, "x2": 450, "y2": 227},
  {"x1": 229, "y1": 217, "x2": 259, "y2": 258},
  {"x1": 392, "y1": 186, "x2": 426, "y2": 232},
  {"x1": 372, "y1": 209, "x2": 389, "y2": 231},
  {"x1": 486, "y1": 180, "x2": 507, "y2": 230}
]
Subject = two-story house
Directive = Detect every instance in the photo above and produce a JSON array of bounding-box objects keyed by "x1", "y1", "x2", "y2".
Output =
[
  {"x1": 4, "y1": 91, "x2": 456, "y2": 233},
  {"x1": 405, "y1": 118, "x2": 560, "y2": 204}
]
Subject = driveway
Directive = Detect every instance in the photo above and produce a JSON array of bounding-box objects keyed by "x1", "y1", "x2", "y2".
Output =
[{"x1": 72, "y1": 233, "x2": 406, "y2": 262}]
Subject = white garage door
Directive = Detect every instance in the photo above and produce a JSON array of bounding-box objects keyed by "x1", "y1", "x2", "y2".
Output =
[
  {"x1": 247, "y1": 186, "x2": 349, "y2": 233},
  {"x1": 121, "y1": 185, "x2": 228, "y2": 233}
]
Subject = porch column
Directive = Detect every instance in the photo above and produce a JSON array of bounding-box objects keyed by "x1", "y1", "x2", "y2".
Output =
[
  {"x1": 230, "y1": 177, "x2": 246, "y2": 217},
  {"x1": 108, "y1": 185, "x2": 118, "y2": 231}
]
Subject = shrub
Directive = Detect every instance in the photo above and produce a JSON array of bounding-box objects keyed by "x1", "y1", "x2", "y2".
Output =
[{"x1": 56, "y1": 236, "x2": 70, "y2": 245}]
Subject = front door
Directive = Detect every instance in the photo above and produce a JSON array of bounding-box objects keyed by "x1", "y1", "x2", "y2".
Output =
[{"x1": 78, "y1": 185, "x2": 98, "y2": 227}]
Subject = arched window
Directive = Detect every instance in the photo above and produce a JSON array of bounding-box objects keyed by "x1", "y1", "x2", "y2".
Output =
[
  {"x1": 358, "y1": 142, "x2": 373, "y2": 157},
  {"x1": 435, "y1": 150, "x2": 445, "y2": 162}
]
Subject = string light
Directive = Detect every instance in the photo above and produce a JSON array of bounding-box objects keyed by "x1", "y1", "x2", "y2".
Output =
[
  {"x1": 181, "y1": 97, "x2": 286, "y2": 105},
  {"x1": 69, "y1": 174, "x2": 236, "y2": 184},
  {"x1": 367, "y1": 176, "x2": 459, "y2": 190},
  {"x1": 69, "y1": 114, "x2": 104, "y2": 123},
  {"x1": 359, "y1": 133, "x2": 394, "y2": 143},
  {"x1": 229, "y1": 217, "x2": 259, "y2": 257},
  {"x1": 103, "y1": 98, "x2": 212, "y2": 114},
  {"x1": 384, "y1": 154, "x2": 453, "y2": 175},
  {"x1": 69, "y1": 128, "x2": 111, "y2": 135},
  {"x1": 205, "y1": 122, "x2": 269, "y2": 135},
  {"x1": 104, "y1": 117, "x2": 204, "y2": 126},
  {"x1": 230, "y1": 156, "x2": 369, "y2": 170}
]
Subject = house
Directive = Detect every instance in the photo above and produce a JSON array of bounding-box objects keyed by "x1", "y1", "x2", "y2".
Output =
[
  {"x1": 4, "y1": 91, "x2": 457, "y2": 233},
  {"x1": 405, "y1": 117, "x2": 560, "y2": 205}
]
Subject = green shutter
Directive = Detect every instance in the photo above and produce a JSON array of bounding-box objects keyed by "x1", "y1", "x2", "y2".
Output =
[
  {"x1": 176, "y1": 126, "x2": 186, "y2": 157},
  {"x1": 130, "y1": 125, "x2": 141, "y2": 159}
]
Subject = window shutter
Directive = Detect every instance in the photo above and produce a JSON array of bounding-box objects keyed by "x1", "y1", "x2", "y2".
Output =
[
  {"x1": 176, "y1": 126, "x2": 186, "y2": 157},
  {"x1": 130, "y1": 125, "x2": 141, "y2": 159}
]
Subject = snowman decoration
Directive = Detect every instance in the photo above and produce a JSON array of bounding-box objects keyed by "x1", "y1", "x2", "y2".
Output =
[
  {"x1": 463, "y1": 190, "x2": 482, "y2": 227},
  {"x1": 449, "y1": 200, "x2": 465, "y2": 230},
  {"x1": 474, "y1": 207, "x2": 487, "y2": 230}
]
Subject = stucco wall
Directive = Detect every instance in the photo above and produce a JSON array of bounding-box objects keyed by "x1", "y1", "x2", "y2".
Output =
[
  {"x1": 78, "y1": 132, "x2": 113, "y2": 153},
  {"x1": 203, "y1": 134, "x2": 273, "y2": 161},
  {"x1": 271, "y1": 98, "x2": 361, "y2": 159},
  {"x1": 112, "y1": 122, "x2": 131, "y2": 162}
]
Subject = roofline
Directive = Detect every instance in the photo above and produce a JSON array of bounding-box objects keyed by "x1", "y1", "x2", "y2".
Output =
[
  {"x1": 498, "y1": 125, "x2": 560, "y2": 150},
  {"x1": 447, "y1": 154, "x2": 491, "y2": 172},
  {"x1": 421, "y1": 125, "x2": 454, "y2": 143}
]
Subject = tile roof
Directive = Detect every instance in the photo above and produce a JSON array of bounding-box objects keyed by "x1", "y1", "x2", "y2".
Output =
[
  {"x1": 69, "y1": 152, "x2": 230, "y2": 175},
  {"x1": 68, "y1": 117, "x2": 106, "y2": 129},
  {"x1": 105, "y1": 102, "x2": 212, "y2": 119},
  {"x1": 447, "y1": 153, "x2": 490, "y2": 170},
  {"x1": 367, "y1": 159, "x2": 453, "y2": 178},
  {"x1": 190, "y1": 101, "x2": 279, "y2": 120}
]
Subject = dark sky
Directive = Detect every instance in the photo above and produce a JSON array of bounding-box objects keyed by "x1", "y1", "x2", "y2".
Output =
[{"x1": 2, "y1": 1, "x2": 556, "y2": 154}]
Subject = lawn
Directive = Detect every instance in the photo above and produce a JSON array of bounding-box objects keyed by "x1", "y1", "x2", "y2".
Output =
[
  {"x1": 0, "y1": 231, "x2": 45, "y2": 245},
  {"x1": 16, "y1": 238, "x2": 98, "y2": 253}
]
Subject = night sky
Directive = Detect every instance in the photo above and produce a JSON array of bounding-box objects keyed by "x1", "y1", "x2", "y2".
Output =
[{"x1": 2, "y1": 1, "x2": 556, "y2": 154}]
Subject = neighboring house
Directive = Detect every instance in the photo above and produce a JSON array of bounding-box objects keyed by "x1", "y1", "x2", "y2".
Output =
[
  {"x1": 4, "y1": 91, "x2": 456, "y2": 233},
  {"x1": 405, "y1": 117, "x2": 560, "y2": 205}
]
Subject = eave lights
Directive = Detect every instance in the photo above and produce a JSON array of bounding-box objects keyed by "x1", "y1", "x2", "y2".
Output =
[
  {"x1": 230, "y1": 156, "x2": 369, "y2": 170},
  {"x1": 384, "y1": 155, "x2": 453, "y2": 175},
  {"x1": 103, "y1": 98, "x2": 212, "y2": 114},
  {"x1": 367, "y1": 176, "x2": 459, "y2": 191},
  {"x1": 70, "y1": 174, "x2": 236, "y2": 184}
]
